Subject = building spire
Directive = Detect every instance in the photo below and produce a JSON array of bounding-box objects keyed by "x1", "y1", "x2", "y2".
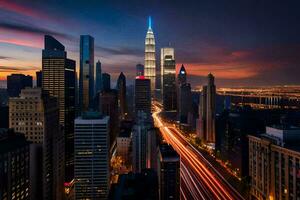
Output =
[{"x1": 148, "y1": 16, "x2": 152, "y2": 29}]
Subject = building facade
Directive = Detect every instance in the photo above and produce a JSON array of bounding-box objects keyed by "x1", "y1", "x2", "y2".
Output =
[
  {"x1": 134, "y1": 76, "x2": 151, "y2": 117},
  {"x1": 249, "y1": 126, "x2": 300, "y2": 200},
  {"x1": 79, "y1": 35, "x2": 94, "y2": 112},
  {"x1": 161, "y1": 48, "x2": 176, "y2": 111},
  {"x1": 197, "y1": 73, "x2": 216, "y2": 144},
  {"x1": 102, "y1": 73, "x2": 111, "y2": 92},
  {"x1": 136, "y1": 63, "x2": 144, "y2": 76},
  {"x1": 0, "y1": 130, "x2": 30, "y2": 200},
  {"x1": 158, "y1": 144, "x2": 180, "y2": 200},
  {"x1": 9, "y1": 88, "x2": 46, "y2": 143},
  {"x1": 117, "y1": 72, "x2": 127, "y2": 120},
  {"x1": 42, "y1": 35, "x2": 76, "y2": 182},
  {"x1": 74, "y1": 113, "x2": 110, "y2": 200},
  {"x1": 95, "y1": 60, "x2": 102, "y2": 94}
]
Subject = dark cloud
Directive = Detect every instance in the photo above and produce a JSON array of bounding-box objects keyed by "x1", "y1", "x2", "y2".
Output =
[
  {"x1": 0, "y1": 56, "x2": 11, "y2": 60},
  {"x1": 95, "y1": 45, "x2": 143, "y2": 56},
  {"x1": 0, "y1": 65, "x2": 40, "y2": 72},
  {"x1": 0, "y1": 22, "x2": 75, "y2": 41}
]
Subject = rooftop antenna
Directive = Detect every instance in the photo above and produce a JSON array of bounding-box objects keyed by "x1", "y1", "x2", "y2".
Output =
[{"x1": 148, "y1": 16, "x2": 152, "y2": 29}]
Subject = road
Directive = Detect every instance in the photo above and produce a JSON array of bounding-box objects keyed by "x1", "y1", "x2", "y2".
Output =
[{"x1": 152, "y1": 102, "x2": 245, "y2": 200}]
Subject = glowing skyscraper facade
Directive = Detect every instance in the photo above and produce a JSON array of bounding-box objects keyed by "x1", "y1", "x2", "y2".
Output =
[
  {"x1": 144, "y1": 16, "x2": 156, "y2": 94},
  {"x1": 79, "y1": 35, "x2": 94, "y2": 112}
]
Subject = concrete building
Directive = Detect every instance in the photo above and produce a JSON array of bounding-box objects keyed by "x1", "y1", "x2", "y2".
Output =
[
  {"x1": 102, "y1": 73, "x2": 111, "y2": 92},
  {"x1": 158, "y1": 143, "x2": 180, "y2": 200},
  {"x1": 136, "y1": 63, "x2": 144, "y2": 76},
  {"x1": 99, "y1": 89, "x2": 119, "y2": 147},
  {"x1": 248, "y1": 125, "x2": 300, "y2": 200},
  {"x1": 36, "y1": 70, "x2": 42, "y2": 88},
  {"x1": 132, "y1": 111, "x2": 153, "y2": 172},
  {"x1": 116, "y1": 129, "x2": 132, "y2": 166},
  {"x1": 116, "y1": 72, "x2": 127, "y2": 120},
  {"x1": 95, "y1": 60, "x2": 102, "y2": 94},
  {"x1": 74, "y1": 112, "x2": 110, "y2": 200},
  {"x1": 144, "y1": 16, "x2": 156, "y2": 94},
  {"x1": 7, "y1": 74, "x2": 32, "y2": 97},
  {"x1": 134, "y1": 76, "x2": 151, "y2": 117},
  {"x1": 0, "y1": 129, "x2": 30, "y2": 200},
  {"x1": 197, "y1": 73, "x2": 216, "y2": 144},
  {"x1": 9, "y1": 88, "x2": 45, "y2": 143}
]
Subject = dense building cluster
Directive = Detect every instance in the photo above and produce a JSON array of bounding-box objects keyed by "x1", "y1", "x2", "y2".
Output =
[{"x1": 1, "y1": 15, "x2": 300, "y2": 200}]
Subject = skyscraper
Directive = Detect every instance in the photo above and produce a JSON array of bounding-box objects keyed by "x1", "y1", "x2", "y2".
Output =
[
  {"x1": 99, "y1": 89, "x2": 118, "y2": 146},
  {"x1": 161, "y1": 47, "x2": 175, "y2": 97},
  {"x1": 197, "y1": 73, "x2": 216, "y2": 144},
  {"x1": 135, "y1": 76, "x2": 151, "y2": 116},
  {"x1": 9, "y1": 88, "x2": 61, "y2": 199},
  {"x1": 74, "y1": 112, "x2": 110, "y2": 199},
  {"x1": 117, "y1": 72, "x2": 127, "y2": 119},
  {"x1": 177, "y1": 65, "x2": 190, "y2": 123},
  {"x1": 161, "y1": 48, "x2": 176, "y2": 111},
  {"x1": 42, "y1": 35, "x2": 76, "y2": 182},
  {"x1": 177, "y1": 64, "x2": 186, "y2": 86},
  {"x1": 102, "y1": 73, "x2": 111, "y2": 92},
  {"x1": 158, "y1": 143, "x2": 180, "y2": 200},
  {"x1": 136, "y1": 63, "x2": 144, "y2": 76},
  {"x1": 36, "y1": 70, "x2": 42, "y2": 88},
  {"x1": 79, "y1": 35, "x2": 94, "y2": 112},
  {"x1": 95, "y1": 60, "x2": 102, "y2": 93},
  {"x1": 144, "y1": 16, "x2": 156, "y2": 94},
  {"x1": 7, "y1": 74, "x2": 32, "y2": 97},
  {"x1": 132, "y1": 111, "x2": 152, "y2": 172},
  {"x1": 178, "y1": 83, "x2": 192, "y2": 124}
]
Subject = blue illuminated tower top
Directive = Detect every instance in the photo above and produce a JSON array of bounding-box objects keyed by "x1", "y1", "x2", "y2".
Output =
[{"x1": 148, "y1": 16, "x2": 152, "y2": 29}]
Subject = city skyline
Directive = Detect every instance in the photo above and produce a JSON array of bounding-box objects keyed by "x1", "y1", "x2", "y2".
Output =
[{"x1": 1, "y1": 0, "x2": 300, "y2": 87}]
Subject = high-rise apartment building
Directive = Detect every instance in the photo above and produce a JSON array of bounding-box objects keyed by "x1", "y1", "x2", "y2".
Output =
[
  {"x1": 0, "y1": 130, "x2": 30, "y2": 200},
  {"x1": 197, "y1": 73, "x2": 216, "y2": 144},
  {"x1": 95, "y1": 60, "x2": 102, "y2": 94},
  {"x1": 42, "y1": 35, "x2": 76, "y2": 182},
  {"x1": 99, "y1": 89, "x2": 118, "y2": 146},
  {"x1": 178, "y1": 83, "x2": 192, "y2": 124},
  {"x1": 248, "y1": 125, "x2": 300, "y2": 200},
  {"x1": 132, "y1": 111, "x2": 153, "y2": 172},
  {"x1": 117, "y1": 72, "x2": 127, "y2": 119},
  {"x1": 9, "y1": 88, "x2": 46, "y2": 143},
  {"x1": 158, "y1": 143, "x2": 180, "y2": 200},
  {"x1": 134, "y1": 76, "x2": 151, "y2": 116},
  {"x1": 144, "y1": 16, "x2": 156, "y2": 94},
  {"x1": 79, "y1": 35, "x2": 94, "y2": 112},
  {"x1": 7, "y1": 74, "x2": 32, "y2": 97},
  {"x1": 74, "y1": 112, "x2": 110, "y2": 200},
  {"x1": 161, "y1": 48, "x2": 176, "y2": 111}
]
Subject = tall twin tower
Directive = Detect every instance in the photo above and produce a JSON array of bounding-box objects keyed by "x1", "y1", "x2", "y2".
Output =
[{"x1": 144, "y1": 16, "x2": 156, "y2": 94}]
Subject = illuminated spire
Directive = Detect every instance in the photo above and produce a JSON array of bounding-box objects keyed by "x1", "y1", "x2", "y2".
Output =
[{"x1": 148, "y1": 16, "x2": 152, "y2": 29}]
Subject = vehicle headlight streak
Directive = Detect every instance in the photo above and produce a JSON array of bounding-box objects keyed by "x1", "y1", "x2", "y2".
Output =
[{"x1": 152, "y1": 103, "x2": 244, "y2": 200}]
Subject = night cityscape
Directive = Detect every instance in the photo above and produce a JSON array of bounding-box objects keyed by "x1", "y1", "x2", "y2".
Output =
[{"x1": 1, "y1": 1, "x2": 300, "y2": 200}]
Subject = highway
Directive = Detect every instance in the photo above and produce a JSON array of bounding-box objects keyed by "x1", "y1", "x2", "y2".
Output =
[{"x1": 152, "y1": 102, "x2": 245, "y2": 200}]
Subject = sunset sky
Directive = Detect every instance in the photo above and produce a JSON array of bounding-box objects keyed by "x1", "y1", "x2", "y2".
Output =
[{"x1": 1, "y1": 0, "x2": 300, "y2": 87}]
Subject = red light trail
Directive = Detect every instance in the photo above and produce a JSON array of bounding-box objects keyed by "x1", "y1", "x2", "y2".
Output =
[{"x1": 152, "y1": 102, "x2": 244, "y2": 200}]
